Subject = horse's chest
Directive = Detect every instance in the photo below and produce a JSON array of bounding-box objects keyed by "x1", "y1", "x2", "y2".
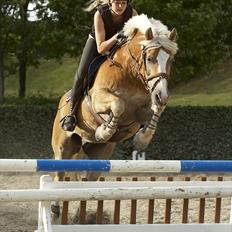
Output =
[{"x1": 124, "y1": 92, "x2": 150, "y2": 105}]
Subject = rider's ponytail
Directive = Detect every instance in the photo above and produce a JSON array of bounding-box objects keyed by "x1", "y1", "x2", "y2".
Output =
[{"x1": 85, "y1": 0, "x2": 109, "y2": 12}]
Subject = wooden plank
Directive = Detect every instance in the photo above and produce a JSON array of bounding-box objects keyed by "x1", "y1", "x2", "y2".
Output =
[
  {"x1": 114, "y1": 177, "x2": 122, "y2": 224},
  {"x1": 198, "y1": 177, "x2": 207, "y2": 223},
  {"x1": 61, "y1": 176, "x2": 70, "y2": 225},
  {"x1": 215, "y1": 176, "x2": 223, "y2": 223},
  {"x1": 165, "y1": 176, "x2": 173, "y2": 224},
  {"x1": 79, "y1": 177, "x2": 87, "y2": 224},
  {"x1": 130, "y1": 177, "x2": 138, "y2": 224},
  {"x1": 148, "y1": 177, "x2": 156, "y2": 224},
  {"x1": 96, "y1": 177, "x2": 105, "y2": 224},
  {"x1": 182, "y1": 177, "x2": 190, "y2": 223}
]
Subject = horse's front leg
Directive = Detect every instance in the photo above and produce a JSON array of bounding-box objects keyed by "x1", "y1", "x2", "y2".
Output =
[
  {"x1": 51, "y1": 130, "x2": 82, "y2": 220},
  {"x1": 92, "y1": 89, "x2": 125, "y2": 142},
  {"x1": 133, "y1": 106, "x2": 166, "y2": 151}
]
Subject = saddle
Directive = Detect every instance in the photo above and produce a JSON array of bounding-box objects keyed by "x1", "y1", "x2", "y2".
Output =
[
  {"x1": 87, "y1": 55, "x2": 107, "y2": 91},
  {"x1": 65, "y1": 56, "x2": 107, "y2": 103}
]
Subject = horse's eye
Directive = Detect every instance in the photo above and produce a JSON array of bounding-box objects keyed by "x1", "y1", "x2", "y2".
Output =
[{"x1": 147, "y1": 57, "x2": 157, "y2": 63}]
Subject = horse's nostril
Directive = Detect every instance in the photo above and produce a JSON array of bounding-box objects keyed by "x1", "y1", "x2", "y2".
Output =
[
  {"x1": 155, "y1": 93, "x2": 169, "y2": 106},
  {"x1": 155, "y1": 94, "x2": 161, "y2": 104}
]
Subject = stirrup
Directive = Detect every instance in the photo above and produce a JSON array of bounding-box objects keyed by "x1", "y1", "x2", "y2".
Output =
[{"x1": 60, "y1": 115, "x2": 77, "y2": 132}]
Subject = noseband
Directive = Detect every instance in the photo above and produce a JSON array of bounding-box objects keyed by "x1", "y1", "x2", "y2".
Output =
[{"x1": 147, "y1": 73, "x2": 168, "y2": 93}]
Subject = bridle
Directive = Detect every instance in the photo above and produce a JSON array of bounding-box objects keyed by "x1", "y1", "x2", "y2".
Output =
[{"x1": 128, "y1": 43, "x2": 169, "y2": 93}]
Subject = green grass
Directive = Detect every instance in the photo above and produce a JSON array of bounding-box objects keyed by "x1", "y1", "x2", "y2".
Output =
[
  {"x1": 5, "y1": 57, "x2": 78, "y2": 98},
  {"x1": 5, "y1": 58, "x2": 232, "y2": 106},
  {"x1": 169, "y1": 60, "x2": 232, "y2": 106}
]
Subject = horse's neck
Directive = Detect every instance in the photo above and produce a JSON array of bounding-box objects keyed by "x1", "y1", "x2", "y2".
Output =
[{"x1": 119, "y1": 41, "x2": 145, "y2": 87}]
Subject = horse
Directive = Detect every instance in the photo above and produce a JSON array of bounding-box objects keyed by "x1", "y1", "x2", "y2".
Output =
[{"x1": 51, "y1": 14, "x2": 178, "y2": 217}]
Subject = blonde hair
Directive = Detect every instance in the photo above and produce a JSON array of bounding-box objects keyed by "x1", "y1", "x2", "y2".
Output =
[{"x1": 85, "y1": 0, "x2": 109, "y2": 12}]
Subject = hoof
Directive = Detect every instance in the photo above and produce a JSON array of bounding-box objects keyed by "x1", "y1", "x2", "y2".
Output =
[
  {"x1": 133, "y1": 129, "x2": 152, "y2": 151},
  {"x1": 51, "y1": 204, "x2": 60, "y2": 218},
  {"x1": 95, "y1": 133, "x2": 107, "y2": 142}
]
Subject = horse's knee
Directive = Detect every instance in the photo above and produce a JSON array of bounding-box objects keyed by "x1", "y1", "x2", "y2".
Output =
[{"x1": 111, "y1": 99, "x2": 125, "y2": 116}]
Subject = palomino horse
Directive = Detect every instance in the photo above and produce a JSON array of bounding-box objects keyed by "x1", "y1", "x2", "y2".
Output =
[{"x1": 51, "y1": 14, "x2": 178, "y2": 216}]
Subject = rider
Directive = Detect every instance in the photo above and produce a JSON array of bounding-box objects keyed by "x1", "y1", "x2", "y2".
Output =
[{"x1": 61, "y1": 0, "x2": 138, "y2": 131}]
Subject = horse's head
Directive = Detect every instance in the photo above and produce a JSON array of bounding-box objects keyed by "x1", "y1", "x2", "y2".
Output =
[
  {"x1": 123, "y1": 15, "x2": 178, "y2": 112},
  {"x1": 140, "y1": 28, "x2": 177, "y2": 111}
]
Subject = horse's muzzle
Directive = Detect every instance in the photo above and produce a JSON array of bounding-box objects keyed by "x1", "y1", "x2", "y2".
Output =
[{"x1": 155, "y1": 92, "x2": 169, "y2": 106}]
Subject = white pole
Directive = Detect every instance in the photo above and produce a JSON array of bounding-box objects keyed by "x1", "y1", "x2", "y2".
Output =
[
  {"x1": 42, "y1": 202, "x2": 52, "y2": 232},
  {"x1": 110, "y1": 160, "x2": 181, "y2": 172},
  {"x1": 39, "y1": 175, "x2": 53, "y2": 232},
  {"x1": 0, "y1": 159, "x2": 37, "y2": 172},
  {"x1": 1, "y1": 185, "x2": 232, "y2": 202},
  {"x1": 230, "y1": 197, "x2": 232, "y2": 224}
]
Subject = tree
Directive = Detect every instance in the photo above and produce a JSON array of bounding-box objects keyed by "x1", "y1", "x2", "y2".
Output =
[
  {"x1": 0, "y1": 36, "x2": 4, "y2": 103},
  {"x1": 41, "y1": 0, "x2": 91, "y2": 57},
  {"x1": 0, "y1": 1, "x2": 18, "y2": 103},
  {"x1": 0, "y1": 0, "x2": 91, "y2": 101},
  {"x1": 0, "y1": 0, "x2": 34, "y2": 100},
  {"x1": 18, "y1": 0, "x2": 30, "y2": 98},
  {"x1": 133, "y1": 0, "x2": 232, "y2": 82}
]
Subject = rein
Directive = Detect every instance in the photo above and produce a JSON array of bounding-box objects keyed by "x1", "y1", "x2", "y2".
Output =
[
  {"x1": 107, "y1": 38, "x2": 128, "y2": 69},
  {"x1": 127, "y1": 46, "x2": 149, "y2": 90}
]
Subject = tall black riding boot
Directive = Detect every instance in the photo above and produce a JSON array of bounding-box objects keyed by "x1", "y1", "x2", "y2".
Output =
[
  {"x1": 61, "y1": 76, "x2": 84, "y2": 132},
  {"x1": 61, "y1": 36, "x2": 99, "y2": 132}
]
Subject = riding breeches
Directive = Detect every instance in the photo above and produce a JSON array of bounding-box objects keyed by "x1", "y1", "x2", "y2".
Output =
[{"x1": 71, "y1": 35, "x2": 99, "y2": 114}]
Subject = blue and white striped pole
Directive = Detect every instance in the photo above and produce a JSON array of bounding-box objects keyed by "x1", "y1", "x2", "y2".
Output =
[{"x1": 0, "y1": 159, "x2": 232, "y2": 173}]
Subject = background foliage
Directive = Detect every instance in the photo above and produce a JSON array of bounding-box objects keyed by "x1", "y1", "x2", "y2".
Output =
[
  {"x1": 1, "y1": 0, "x2": 232, "y2": 100},
  {"x1": 0, "y1": 105, "x2": 231, "y2": 160}
]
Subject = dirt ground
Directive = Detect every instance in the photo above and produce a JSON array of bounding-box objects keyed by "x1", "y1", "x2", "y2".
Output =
[
  {"x1": 0, "y1": 173, "x2": 40, "y2": 232},
  {"x1": 0, "y1": 173, "x2": 232, "y2": 232}
]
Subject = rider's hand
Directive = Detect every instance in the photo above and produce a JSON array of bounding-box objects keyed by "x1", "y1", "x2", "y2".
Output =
[{"x1": 116, "y1": 30, "x2": 126, "y2": 40}]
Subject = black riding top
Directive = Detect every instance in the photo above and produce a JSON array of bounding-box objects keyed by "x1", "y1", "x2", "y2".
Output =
[{"x1": 90, "y1": 3, "x2": 133, "y2": 40}]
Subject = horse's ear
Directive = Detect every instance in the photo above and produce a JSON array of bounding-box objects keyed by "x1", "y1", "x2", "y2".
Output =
[
  {"x1": 131, "y1": 28, "x2": 138, "y2": 38},
  {"x1": 145, "y1": 27, "x2": 153, "y2": 40},
  {"x1": 169, "y1": 28, "x2": 178, "y2": 41}
]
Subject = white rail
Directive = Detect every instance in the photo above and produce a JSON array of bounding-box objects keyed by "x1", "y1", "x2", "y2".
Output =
[
  {"x1": 34, "y1": 175, "x2": 232, "y2": 232},
  {"x1": 1, "y1": 180, "x2": 232, "y2": 202},
  {"x1": 49, "y1": 224, "x2": 232, "y2": 232}
]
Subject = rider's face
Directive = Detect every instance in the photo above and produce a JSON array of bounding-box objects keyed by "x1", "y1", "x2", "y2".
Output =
[{"x1": 110, "y1": 0, "x2": 128, "y2": 15}]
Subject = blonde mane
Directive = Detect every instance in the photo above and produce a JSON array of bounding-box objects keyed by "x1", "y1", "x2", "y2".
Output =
[{"x1": 123, "y1": 14, "x2": 178, "y2": 55}]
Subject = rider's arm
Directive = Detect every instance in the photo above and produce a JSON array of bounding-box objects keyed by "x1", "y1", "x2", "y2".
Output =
[
  {"x1": 94, "y1": 11, "x2": 118, "y2": 55},
  {"x1": 94, "y1": 8, "x2": 138, "y2": 55}
]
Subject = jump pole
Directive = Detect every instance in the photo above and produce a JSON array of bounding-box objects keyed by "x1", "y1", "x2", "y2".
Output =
[{"x1": 0, "y1": 159, "x2": 232, "y2": 173}]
